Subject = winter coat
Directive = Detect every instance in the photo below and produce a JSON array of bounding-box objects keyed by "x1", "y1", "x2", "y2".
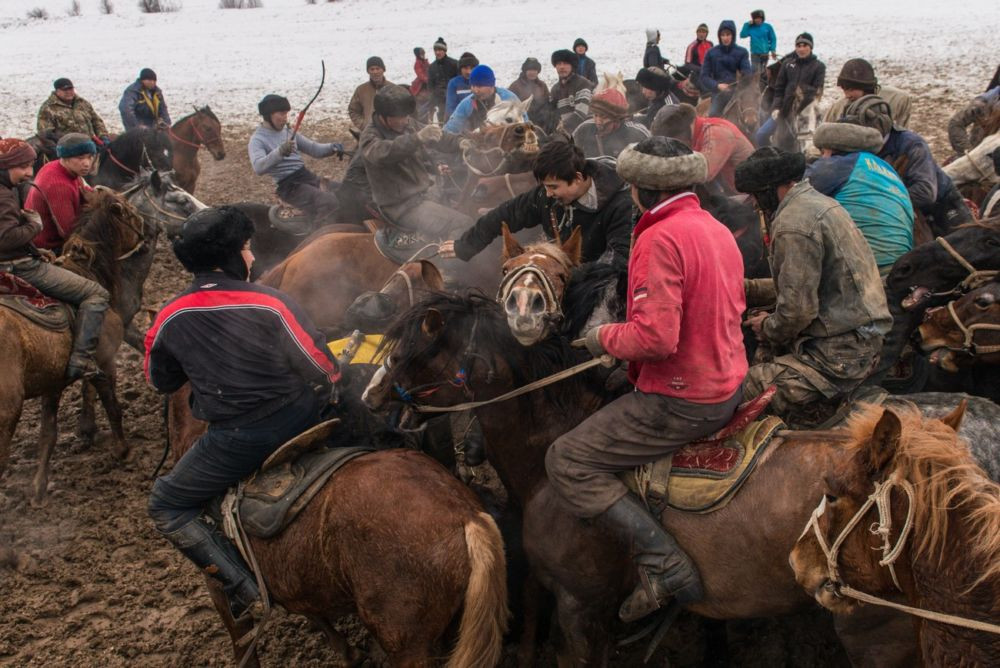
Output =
[
  {"x1": 643, "y1": 43, "x2": 665, "y2": 69},
  {"x1": 25, "y1": 160, "x2": 90, "y2": 250},
  {"x1": 428, "y1": 56, "x2": 459, "y2": 101},
  {"x1": 599, "y1": 192, "x2": 747, "y2": 403},
  {"x1": 771, "y1": 54, "x2": 825, "y2": 117},
  {"x1": 248, "y1": 123, "x2": 341, "y2": 184},
  {"x1": 145, "y1": 272, "x2": 339, "y2": 425},
  {"x1": 576, "y1": 54, "x2": 598, "y2": 85},
  {"x1": 824, "y1": 85, "x2": 913, "y2": 128},
  {"x1": 749, "y1": 180, "x2": 891, "y2": 350},
  {"x1": 739, "y1": 21, "x2": 777, "y2": 55},
  {"x1": 807, "y1": 152, "x2": 914, "y2": 271},
  {"x1": 348, "y1": 79, "x2": 393, "y2": 131},
  {"x1": 685, "y1": 39, "x2": 713, "y2": 66},
  {"x1": 36, "y1": 93, "x2": 109, "y2": 139},
  {"x1": 412, "y1": 57, "x2": 430, "y2": 96},
  {"x1": 445, "y1": 75, "x2": 472, "y2": 116},
  {"x1": 0, "y1": 173, "x2": 40, "y2": 261},
  {"x1": 550, "y1": 74, "x2": 595, "y2": 132},
  {"x1": 508, "y1": 75, "x2": 551, "y2": 123},
  {"x1": 700, "y1": 22, "x2": 752, "y2": 93},
  {"x1": 443, "y1": 88, "x2": 523, "y2": 134},
  {"x1": 572, "y1": 118, "x2": 650, "y2": 159},
  {"x1": 118, "y1": 80, "x2": 171, "y2": 131},
  {"x1": 453, "y1": 157, "x2": 633, "y2": 267},
  {"x1": 947, "y1": 86, "x2": 1000, "y2": 154},
  {"x1": 360, "y1": 117, "x2": 458, "y2": 209},
  {"x1": 637, "y1": 95, "x2": 678, "y2": 130},
  {"x1": 691, "y1": 116, "x2": 755, "y2": 195},
  {"x1": 878, "y1": 128, "x2": 960, "y2": 216}
]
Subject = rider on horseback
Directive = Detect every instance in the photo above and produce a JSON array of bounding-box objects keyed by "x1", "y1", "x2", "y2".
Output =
[
  {"x1": 546, "y1": 137, "x2": 746, "y2": 622},
  {"x1": 0, "y1": 138, "x2": 109, "y2": 381},
  {"x1": 25, "y1": 134, "x2": 95, "y2": 252},
  {"x1": 573, "y1": 88, "x2": 650, "y2": 159},
  {"x1": 248, "y1": 94, "x2": 345, "y2": 226},
  {"x1": 145, "y1": 206, "x2": 341, "y2": 620},
  {"x1": 700, "y1": 20, "x2": 752, "y2": 117},
  {"x1": 443, "y1": 65, "x2": 523, "y2": 134},
  {"x1": 738, "y1": 148, "x2": 891, "y2": 424},
  {"x1": 36, "y1": 78, "x2": 111, "y2": 148}
]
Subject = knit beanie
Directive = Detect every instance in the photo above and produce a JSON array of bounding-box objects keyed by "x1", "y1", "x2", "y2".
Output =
[
  {"x1": 366, "y1": 56, "x2": 385, "y2": 70},
  {"x1": 458, "y1": 53, "x2": 479, "y2": 70},
  {"x1": 433, "y1": 37, "x2": 447, "y2": 51},
  {"x1": 697, "y1": 23, "x2": 709, "y2": 33},
  {"x1": 56, "y1": 133, "x2": 97, "y2": 158},
  {"x1": 521, "y1": 57, "x2": 542, "y2": 73},
  {"x1": 0, "y1": 138, "x2": 37, "y2": 169},
  {"x1": 573, "y1": 37, "x2": 588, "y2": 50},
  {"x1": 589, "y1": 89, "x2": 629, "y2": 120},
  {"x1": 469, "y1": 65, "x2": 496, "y2": 87},
  {"x1": 795, "y1": 33, "x2": 814, "y2": 48},
  {"x1": 413, "y1": 47, "x2": 425, "y2": 58},
  {"x1": 651, "y1": 103, "x2": 697, "y2": 139},
  {"x1": 139, "y1": 68, "x2": 157, "y2": 81},
  {"x1": 645, "y1": 27, "x2": 659, "y2": 43},
  {"x1": 53, "y1": 77, "x2": 73, "y2": 90}
]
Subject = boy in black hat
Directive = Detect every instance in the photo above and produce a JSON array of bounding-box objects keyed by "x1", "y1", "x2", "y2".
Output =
[
  {"x1": 573, "y1": 37, "x2": 598, "y2": 85},
  {"x1": 550, "y1": 49, "x2": 595, "y2": 133}
]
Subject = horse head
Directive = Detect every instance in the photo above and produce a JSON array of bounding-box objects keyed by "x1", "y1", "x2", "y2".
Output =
[
  {"x1": 916, "y1": 282, "x2": 1000, "y2": 370},
  {"x1": 61, "y1": 188, "x2": 146, "y2": 296},
  {"x1": 127, "y1": 168, "x2": 207, "y2": 238},
  {"x1": 498, "y1": 224, "x2": 581, "y2": 346},
  {"x1": 463, "y1": 122, "x2": 540, "y2": 176},
  {"x1": 189, "y1": 105, "x2": 226, "y2": 160},
  {"x1": 485, "y1": 97, "x2": 532, "y2": 127},
  {"x1": 344, "y1": 260, "x2": 444, "y2": 333},
  {"x1": 596, "y1": 71, "x2": 626, "y2": 95}
]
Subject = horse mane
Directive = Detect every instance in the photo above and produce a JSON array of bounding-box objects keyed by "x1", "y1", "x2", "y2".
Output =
[
  {"x1": 107, "y1": 127, "x2": 172, "y2": 170},
  {"x1": 381, "y1": 291, "x2": 593, "y2": 411},
  {"x1": 562, "y1": 262, "x2": 626, "y2": 337},
  {"x1": 178, "y1": 106, "x2": 220, "y2": 126},
  {"x1": 60, "y1": 189, "x2": 136, "y2": 306},
  {"x1": 955, "y1": 214, "x2": 1000, "y2": 231},
  {"x1": 846, "y1": 403, "x2": 1000, "y2": 587},
  {"x1": 518, "y1": 239, "x2": 574, "y2": 273}
]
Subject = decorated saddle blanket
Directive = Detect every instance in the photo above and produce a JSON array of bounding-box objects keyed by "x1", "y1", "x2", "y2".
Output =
[
  {"x1": 621, "y1": 387, "x2": 786, "y2": 515},
  {"x1": 0, "y1": 271, "x2": 72, "y2": 330},
  {"x1": 220, "y1": 420, "x2": 373, "y2": 539}
]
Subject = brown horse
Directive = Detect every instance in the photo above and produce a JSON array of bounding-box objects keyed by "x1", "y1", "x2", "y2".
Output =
[
  {"x1": 719, "y1": 74, "x2": 763, "y2": 140},
  {"x1": 0, "y1": 188, "x2": 142, "y2": 503},
  {"x1": 167, "y1": 385, "x2": 508, "y2": 667},
  {"x1": 790, "y1": 402, "x2": 1000, "y2": 666},
  {"x1": 917, "y1": 281, "x2": 1000, "y2": 370},
  {"x1": 168, "y1": 106, "x2": 226, "y2": 194},
  {"x1": 363, "y1": 292, "x2": 1000, "y2": 665}
]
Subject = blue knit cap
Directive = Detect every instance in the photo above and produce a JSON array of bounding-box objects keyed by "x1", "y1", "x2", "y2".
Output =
[{"x1": 469, "y1": 64, "x2": 496, "y2": 87}]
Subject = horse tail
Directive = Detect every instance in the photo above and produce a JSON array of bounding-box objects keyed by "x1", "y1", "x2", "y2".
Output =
[{"x1": 446, "y1": 512, "x2": 509, "y2": 668}]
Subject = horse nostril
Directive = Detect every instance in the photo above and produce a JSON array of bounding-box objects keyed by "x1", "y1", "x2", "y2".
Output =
[
  {"x1": 505, "y1": 294, "x2": 518, "y2": 314},
  {"x1": 530, "y1": 294, "x2": 546, "y2": 314}
]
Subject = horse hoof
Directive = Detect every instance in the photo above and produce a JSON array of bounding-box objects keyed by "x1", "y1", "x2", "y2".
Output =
[{"x1": 30, "y1": 489, "x2": 48, "y2": 508}]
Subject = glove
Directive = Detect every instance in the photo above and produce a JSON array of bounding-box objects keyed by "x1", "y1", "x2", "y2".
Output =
[
  {"x1": 99, "y1": 135, "x2": 111, "y2": 147},
  {"x1": 331, "y1": 142, "x2": 345, "y2": 159},
  {"x1": 458, "y1": 137, "x2": 475, "y2": 151},
  {"x1": 583, "y1": 326, "x2": 607, "y2": 358},
  {"x1": 770, "y1": 109, "x2": 780, "y2": 120},
  {"x1": 278, "y1": 139, "x2": 296, "y2": 157},
  {"x1": 417, "y1": 124, "x2": 443, "y2": 144},
  {"x1": 37, "y1": 248, "x2": 57, "y2": 263}
]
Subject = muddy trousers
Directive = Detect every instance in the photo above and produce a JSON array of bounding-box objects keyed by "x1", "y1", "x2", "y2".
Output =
[
  {"x1": 275, "y1": 167, "x2": 341, "y2": 226},
  {"x1": 2, "y1": 257, "x2": 109, "y2": 376}
]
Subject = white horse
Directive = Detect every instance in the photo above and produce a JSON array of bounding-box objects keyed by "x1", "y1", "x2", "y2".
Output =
[
  {"x1": 594, "y1": 71, "x2": 626, "y2": 95},
  {"x1": 484, "y1": 96, "x2": 532, "y2": 126},
  {"x1": 943, "y1": 132, "x2": 1000, "y2": 188}
]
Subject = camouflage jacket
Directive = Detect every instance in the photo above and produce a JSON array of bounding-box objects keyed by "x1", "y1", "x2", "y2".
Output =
[
  {"x1": 749, "y1": 181, "x2": 891, "y2": 350},
  {"x1": 36, "y1": 93, "x2": 109, "y2": 138},
  {"x1": 947, "y1": 87, "x2": 1000, "y2": 155}
]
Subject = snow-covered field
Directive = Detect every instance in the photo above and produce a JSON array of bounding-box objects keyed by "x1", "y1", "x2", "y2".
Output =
[{"x1": 1, "y1": 0, "x2": 997, "y2": 138}]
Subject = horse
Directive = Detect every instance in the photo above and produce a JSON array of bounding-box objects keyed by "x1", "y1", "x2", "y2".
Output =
[
  {"x1": 790, "y1": 401, "x2": 1000, "y2": 666},
  {"x1": 460, "y1": 122, "x2": 540, "y2": 179},
  {"x1": 916, "y1": 281, "x2": 1000, "y2": 371},
  {"x1": 719, "y1": 74, "x2": 763, "y2": 140},
  {"x1": 168, "y1": 106, "x2": 226, "y2": 194},
  {"x1": 25, "y1": 131, "x2": 58, "y2": 174},
  {"x1": 91, "y1": 128, "x2": 173, "y2": 190},
  {"x1": 483, "y1": 97, "x2": 533, "y2": 127},
  {"x1": 0, "y1": 188, "x2": 145, "y2": 504},
  {"x1": 943, "y1": 132, "x2": 1000, "y2": 190},
  {"x1": 363, "y1": 292, "x2": 1000, "y2": 665},
  {"x1": 167, "y1": 386, "x2": 508, "y2": 667}
]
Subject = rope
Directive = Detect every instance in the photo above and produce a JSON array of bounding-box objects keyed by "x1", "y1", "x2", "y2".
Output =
[
  {"x1": 944, "y1": 299, "x2": 1000, "y2": 355},
  {"x1": 936, "y1": 236, "x2": 999, "y2": 291},
  {"x1": 105, "y1": 147, "x2": 138, "y2": 176},
  {"x1": 836, "y1": 585, "x2": 1000, "y2": 635},
  {"x1": 413, "y1": 355, "x2": 609, "y2": 413}
]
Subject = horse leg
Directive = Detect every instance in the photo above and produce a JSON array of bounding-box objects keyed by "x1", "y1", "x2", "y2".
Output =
[
  {"x1": 33, "y1": 391, "x2": 62, "y2": 505},
  {"x1": 307, "y1": 615, "x2": 363, "y2": 667},
  {"x1": 553, "y1": 587, "x2": 612, "y2": 668},
  {"x1": 91, "y1": 370, "x2": 131, "y2": 462},
  {"x1": 516, "y1": 572, "x2": 547, "y2": 667},
  {"x1": 204, "y1": 576, "x2": 260, "y2": 668},
  {"x1": 0, "y1": 390, "x2": 24, "y2": 479},
  {"x1": 74, "y1": 380, "x2": 98, "y2": 451}
]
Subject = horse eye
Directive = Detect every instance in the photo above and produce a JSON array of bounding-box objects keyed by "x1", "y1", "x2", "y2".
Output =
[
  {"x1": 824, "y1": 493, "x2": 838, "y2": 503},
  {"x1": 975, "y1": 295, "x2": 995, "y2": 308}
]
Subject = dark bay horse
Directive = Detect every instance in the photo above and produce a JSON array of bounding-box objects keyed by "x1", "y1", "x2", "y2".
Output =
[
  {"x1": 363, "y1": 292, "x2": 1000, "y2": 665},
  {"x1": 0, "y1": 189, "x2": 144, "y2": 504},
  {"x1": 791, "y1": 402, "x2": 1000, "y2": 665},
  {"x1": 167, "y1": 385, "x2": 508, "y2": 667},
  {"x1": 91, "y1": 128, "x2": 173, "y2": 190},
  {"x1": 168, "y1": 106, "x2": 226, "y2": 194},
  {"x1": 916, "y1": 280, "x2": 1000, "y2": 374}
]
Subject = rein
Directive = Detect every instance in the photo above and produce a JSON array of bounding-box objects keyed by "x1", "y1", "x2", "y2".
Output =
[
  {"x1": 802, "y1": 474, "x2": 1000, "y2": 635},
  {"x1": 497, "y1": 261, "x2": 565, "y2": 329},
  {"x1": 105, "y1": 147, "x2": 138, "y2": 176},
  {"x1": 169, "y1": 114, "x2": 221, "y2": 151},
  {"x1": 934, "y1": 236, "x2": 999, "y2": 294}
]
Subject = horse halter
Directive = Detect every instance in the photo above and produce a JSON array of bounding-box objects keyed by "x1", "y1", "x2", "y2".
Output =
[
  {"x1": 168, "y1": 113, "x2": 222, "y2": 150},
  {"x1": 934, "y1": 236, "x2": 999, "y2": 295},
  {"x1": 932, "y1": 298, "x2": 1000, "y2": 356},
  {"x1": 801, "y1": 472, "x2": 916, "y2": 594},
  {"x1": 497, "y1": 262, "x2": 565, "y2": 327}
]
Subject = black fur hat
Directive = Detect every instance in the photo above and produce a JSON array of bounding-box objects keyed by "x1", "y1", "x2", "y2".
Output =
[
  {"x1": 551, "y1": 49, "x2": 578, "y2": 66},
  {"x1": 172, "y1": 206, "x2": 255, "y2": 280},
  {"x1": 636, "y1": 66, "x2": 673, "y2": 93},
  {"x1": 734, "y1": 147, "x2": 806, "y2": 193},
  {"x1": 257, "y1": 94, "x2": 290, "y2": 118}
]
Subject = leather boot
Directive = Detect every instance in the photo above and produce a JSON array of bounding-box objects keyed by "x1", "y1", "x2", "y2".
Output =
[
  {"x1": 597, "y1": 494, "x2": 704, "y2": 623},
  {"x1": 66, "y1": 304, "x2": 107, "y2": 381},
  {"x1": 161, "y1": 516, "x2": 260, "y2": 619}
]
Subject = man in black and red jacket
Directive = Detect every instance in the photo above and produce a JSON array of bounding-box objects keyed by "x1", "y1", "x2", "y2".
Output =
[{"x1": 145, "y1": 206, "x2": 340, "y2": 620}]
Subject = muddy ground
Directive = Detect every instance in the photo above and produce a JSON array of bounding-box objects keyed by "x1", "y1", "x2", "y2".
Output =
[{"x1": 0, "y1": 90, "x2": 969, "y2": 667}]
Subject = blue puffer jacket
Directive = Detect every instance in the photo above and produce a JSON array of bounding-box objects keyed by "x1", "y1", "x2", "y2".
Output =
[
  {"x1": 739, "y1": 21, "x2": 777, "y2": 55},
  {"x1": 700, "y1": 21, "x2": 752, "y2": 93}
]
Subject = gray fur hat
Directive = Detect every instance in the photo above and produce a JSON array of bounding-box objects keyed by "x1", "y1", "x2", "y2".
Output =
[
  {"x1": 616, "y1": 137, "x2": 708, "y2": 190},
  {"x1": 812, "y1": 122, "x2": 884, "y2": 153}
]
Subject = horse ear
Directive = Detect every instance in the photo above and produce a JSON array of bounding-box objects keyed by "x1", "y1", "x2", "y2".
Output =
[
  {"x1": 939, "y1": 399, "x2": 967, "y2": 432},
  {"x1": 421, "y1": 308, "x2": 444, "y2": 336},
  {"x1": 501, "y1": 222, "x2": 523, "y2": 261},
  {"x1": 866, "y1": 409, "x2": 902, "y2": 474},
  {"x1": 419, "y1": 260, "x2": 445, "y2": 291},
  {"x1": 562, "y1": 226, "x2": 583, "y2": 266}
]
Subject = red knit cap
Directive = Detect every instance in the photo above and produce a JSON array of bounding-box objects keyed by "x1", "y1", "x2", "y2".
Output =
[
  {"x1": 0, "y1": 138, "x2": 36, "y2": 169},
  {"x1": 589, "y1": 88, "x2": 629, "y2": 120}
]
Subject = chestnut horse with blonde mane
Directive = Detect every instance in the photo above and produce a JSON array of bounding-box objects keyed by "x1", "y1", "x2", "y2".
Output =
[{"x1": 791, "y1": 401, "x2": 1000, "y2": 665}]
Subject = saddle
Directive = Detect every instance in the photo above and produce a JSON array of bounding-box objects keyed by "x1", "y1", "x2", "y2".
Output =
[
  {"x1": 218, "y1": 419, "x2": 373, "y2": 540},
  {"x1": 621, "y1": 387, "x2": 785, "y2": 515},
  {"x1": 0, "y1": 271, "x2": 72, "y2": 330},
  {"x1": 371, "y1": 209, "x2": 439, "y2": 265},
  {"x1": 267, "y1": 204, "x2": 313, "y2": 236}
]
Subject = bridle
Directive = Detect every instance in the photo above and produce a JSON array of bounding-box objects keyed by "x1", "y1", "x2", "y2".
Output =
[
  {"x1": 497, "y1": 261, "x2": 565, "y2": 331},
  {"x1": 915, "y1": 236, "x2": 1000, "y2": 303},
  {"x1": 168, "y1": 112, "x2": 222, "y2": 151},
  {"x1": 462, "y1": 122, "x2": 539, "y2": 177},
  {"x1": 929, "y1": 298, "x2": 1000, "y2": 356}
]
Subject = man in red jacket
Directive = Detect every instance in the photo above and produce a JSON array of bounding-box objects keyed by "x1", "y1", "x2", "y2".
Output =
[
  {"x1": 546, "y1": 136, "x2": 747, "y2": 623},
  {"x1": 652, "y1": 103, "x2": 754, "y2": 195},
  {"x1": 25, "y1": 133, "x2": 95, "y2": 251}
]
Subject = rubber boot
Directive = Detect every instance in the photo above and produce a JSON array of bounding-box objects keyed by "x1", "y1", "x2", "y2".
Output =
[
  {"x1": 66, "y1": 303, "x2": 107, "y2": 381},
  {"x1": 597, "y1": 494, "x2": 704, "y2": 623},
  {"x1": 161, "y1": 516, "x2": 260, "y2": 619}
]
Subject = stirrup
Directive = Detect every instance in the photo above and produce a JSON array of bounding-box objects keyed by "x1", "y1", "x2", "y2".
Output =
[
  {"x1": 619, "y1": 569, "x2": 667, "y2": 623},
  {"x1": 66, "y1": 356, "x2": 104, "y2": 382}
]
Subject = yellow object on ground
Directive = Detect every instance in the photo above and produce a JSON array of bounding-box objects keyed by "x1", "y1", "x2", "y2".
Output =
[{"x1": 326, "y1": 334, "x2": 384, "y2": 365}]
